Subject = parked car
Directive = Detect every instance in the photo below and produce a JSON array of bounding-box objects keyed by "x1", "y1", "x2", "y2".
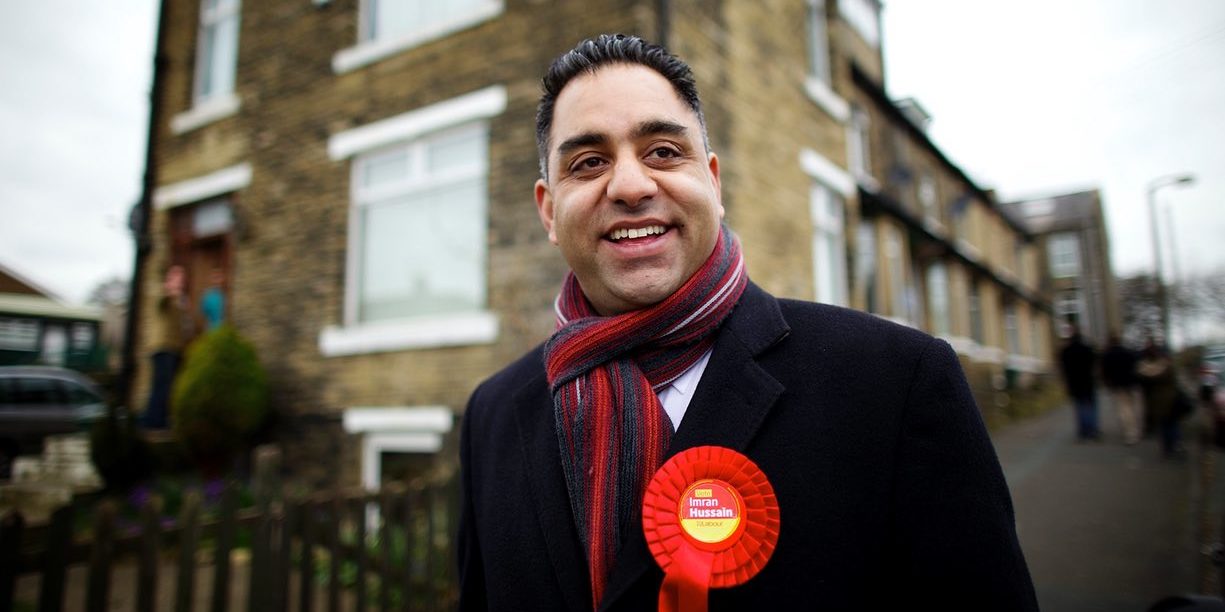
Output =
[{"x1": 0, "y1": 366, "x2": 108, "y2": 478}]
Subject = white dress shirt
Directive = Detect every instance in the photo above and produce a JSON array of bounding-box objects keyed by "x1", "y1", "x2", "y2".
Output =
[{"x1": 656, "y1": 348, "x2": 713, "y2": 431}]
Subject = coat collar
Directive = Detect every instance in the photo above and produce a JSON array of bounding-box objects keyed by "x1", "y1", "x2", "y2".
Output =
[{"x1": 512, "y1": 282, "x2": 790, "y2": 612}]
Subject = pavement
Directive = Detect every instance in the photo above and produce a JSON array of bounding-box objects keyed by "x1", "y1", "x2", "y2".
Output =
[{"x1": 994, "y1": 394, "x2": 1225, "y2": 611}]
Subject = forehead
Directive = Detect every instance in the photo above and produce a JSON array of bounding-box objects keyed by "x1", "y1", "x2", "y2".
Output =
[{"x1": 549, "y1": 64, "x2": 700, "y2": 142}]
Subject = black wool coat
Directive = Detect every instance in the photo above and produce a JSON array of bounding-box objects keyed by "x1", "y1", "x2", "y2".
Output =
[{"x1": 458, "y1": 282, "x2": 1038, "y2": 611}]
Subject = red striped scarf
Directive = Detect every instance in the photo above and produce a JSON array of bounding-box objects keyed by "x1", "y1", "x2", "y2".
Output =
[{"x1": 544, "y1": 226, "x2": 747, "y2": 607}]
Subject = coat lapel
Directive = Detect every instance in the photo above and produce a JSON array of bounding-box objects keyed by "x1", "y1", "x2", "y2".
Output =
[
  {"x1": 512, "y1": 369, "x2": 593, "y2": 612},
  {"x1": 598, "y1": 283, "x2": 791, "y2": 611}
]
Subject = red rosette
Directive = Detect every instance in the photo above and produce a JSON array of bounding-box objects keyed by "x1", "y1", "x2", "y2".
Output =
[{"x1": 642, "y1": 446, "x2": 780, "y2": 612}]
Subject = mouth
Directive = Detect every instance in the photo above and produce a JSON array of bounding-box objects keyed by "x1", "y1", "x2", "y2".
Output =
[{"x1": 606, "y1": 224, "x2": 668, "y2": 242}]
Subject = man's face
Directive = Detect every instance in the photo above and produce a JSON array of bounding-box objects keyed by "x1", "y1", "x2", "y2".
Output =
[{"x1": 535, "y1": 64, "x2": 724, "y2": 316}]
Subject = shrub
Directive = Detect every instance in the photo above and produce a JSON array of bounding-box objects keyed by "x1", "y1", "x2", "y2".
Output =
[{"x1": 171, "y1": 325, "x2": 269, "y2": 474}]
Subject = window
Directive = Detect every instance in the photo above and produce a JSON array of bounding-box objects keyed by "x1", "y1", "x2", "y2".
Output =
[
  {"x1": 335, "y1": 0, "x2": 503, "y2": 73},
  {"x1": 1005, "y1": 304, "x2": 1020, "y2": 355},
  {"x1": 810, "y1": 182, "x2": 847, "y2": 306},
  {"x1": 838, "y1": 0, "x2": 880, "y2": 47},
  {"x1": 856, "y1": 221, "x2": 878, "y2": 313},
  {"x1": 1055, "y1": 290, "x2": 1082, "y2": 329},
  {"x1": 926, "y1": 262, "x2": 950, "y2": 337},
  {"x1": 1048, "y1": 232, "x2": 1081, "y2": 278},
  {"x1": 807, "y1": 0, "x2": 831, "y2": 85},
  {"x1": 918, "y1": 172, "x2": 939, "y2": 222},
  {"x1": 885, "y1": 225, "x2": 907, "y2": 321},
  {"x1": 351, "y1": 123, "x2": 488, "y2": 324},
  {"x1": 848, "y1": 106, "x2": 871, "y2": 178},
  {"x1": 968, "y1": 281, "x2": 984, "y2": 344},
  {"x1": 0, "y1": 318, "x2": 39, "y2": 351},
  {"x1": 195, "y1": 0, "x2": 241, "y2": 106},
  {"x1": 364, "y1": 0, "x2": 486, "y2": 42},
  {"x1": 71, "y1": 323, "x2": 94, "y2": 352}
]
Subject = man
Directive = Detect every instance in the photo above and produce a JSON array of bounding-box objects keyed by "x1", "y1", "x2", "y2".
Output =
[
  {"x1": 144, "y1": 264, "x2": 189, "y2": 429},
  {"x1": 458, "y1": 34, "x2": 1036, "y2": 611},
  {"x1": 1102, "y1": 333, "x2": 1141, "y2": 445},
  {"x1": 1058, "y1": 324, "x2": 1099, "y2": 441}
]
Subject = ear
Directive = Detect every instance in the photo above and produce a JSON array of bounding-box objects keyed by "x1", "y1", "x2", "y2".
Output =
[
  {"x1": 534, "y1": 178, "x2": 559, "y2": 244},
  {"x1": 708, "y1": 151, "x2": 725, "y2": 219}
]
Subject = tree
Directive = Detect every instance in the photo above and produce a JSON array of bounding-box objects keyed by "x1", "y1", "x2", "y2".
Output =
[{"x1": 1116, "y1": 273, "x2": 1164, "y2": 347}]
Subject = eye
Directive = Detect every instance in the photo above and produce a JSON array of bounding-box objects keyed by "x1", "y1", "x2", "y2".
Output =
[
  {"x1": 569, "y1": 155, "x2": 607, "y2": 174},
  {"x1": 648, "y1": 146, "x2": 680, "y2": 159}
]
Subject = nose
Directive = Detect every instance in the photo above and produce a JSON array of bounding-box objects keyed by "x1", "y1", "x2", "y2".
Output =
[{"x1": 606, "y1": 157, "x2": 657, "y2": 207}]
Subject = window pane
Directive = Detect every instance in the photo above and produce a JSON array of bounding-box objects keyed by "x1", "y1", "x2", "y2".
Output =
[
  {"x1": 368, "y1": 0, "x2": 486, "y2": 42},
  {"x1": 359, "y1": 180, "x2": 486, "y2": 322},
  {"x1": 198, "y1": 4, "x2": 240, "y2": 102},
  {"x1": 428, "y1": 128, "x2": 484, "y2": 174},
  {"x1": 362, "y1": 148, "x2": 412, "y2": 188},
  {"x1": 808, "y1": 0, "x2": 830, "y2": 83}
]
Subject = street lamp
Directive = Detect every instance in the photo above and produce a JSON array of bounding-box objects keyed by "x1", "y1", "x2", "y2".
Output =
[{"x1": 1147, "y1": 173, "x2": 1196, "y2": 347}]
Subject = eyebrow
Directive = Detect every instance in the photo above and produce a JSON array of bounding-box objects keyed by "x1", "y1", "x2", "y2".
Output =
[{"x1": 554, "y1": 119, "x2": 690, "y2": 159}]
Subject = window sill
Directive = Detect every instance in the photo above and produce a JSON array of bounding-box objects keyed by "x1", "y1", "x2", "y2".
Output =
[
  {"x1": 319, "y1": 310, "x2": 498, "y2": 356},
  {"x1": 332, "y1": 2, "x2": 503, "y2": 74},
  {"x1": 170, "y1": 93, "x2": 241, "y2": 135},
  {"x1": 803, "y1": 77, "x2": 850, "y2": 123}
]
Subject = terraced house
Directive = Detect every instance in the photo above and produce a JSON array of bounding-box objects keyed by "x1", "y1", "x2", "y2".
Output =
[{"x1": 136, "y1": 0, "x2": 1054, "y2": 487}]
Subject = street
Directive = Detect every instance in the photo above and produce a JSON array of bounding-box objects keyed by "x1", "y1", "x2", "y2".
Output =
[{"x1": 995, "y1": 397, "x2": 1225, "y2": 611}]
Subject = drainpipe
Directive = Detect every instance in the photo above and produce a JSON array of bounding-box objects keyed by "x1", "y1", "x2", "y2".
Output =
[
  {"x1": 656, "y1": 0, "x2": 670, "y2": 49},
  {"x1": 117, "y1": 0, "x2": 170, "y2": 411}
]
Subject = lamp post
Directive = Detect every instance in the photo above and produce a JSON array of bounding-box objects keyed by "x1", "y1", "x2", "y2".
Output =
[{"x1": 1147, "y1": 173, "x2": 1195, "y2": 347}]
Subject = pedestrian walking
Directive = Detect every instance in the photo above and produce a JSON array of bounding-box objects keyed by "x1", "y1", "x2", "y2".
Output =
[
  {"x1": 1059, "y1": 324, "x2": 1099, "y2": 441},
  {"x1": 1102, "y1": 333, "x2": 1142, "y2": 445},
  {"x1": 1137, "y1": 339, "x2": 1183, "y2": 458}
]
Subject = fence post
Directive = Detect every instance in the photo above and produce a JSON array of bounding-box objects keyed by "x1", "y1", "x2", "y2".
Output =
[
  {"x1": 0, "y1": 510, "x2": 24, "y2": 612},
  {"x1": 326, "y1": 495, "x2": 342, "y2": 612},
  {"x1": 38, "y1": 503, "x2": 75, "y2": 612},
  {"x1": 297, "y1": 499, "x2": 315, "y2": 612},
  {"x1": 136, "y1": 496, "x2": 163, "y2": 612},
  {"x1": 424, "y1": 486, "x2": 437, "y2": 612},
  {"x1": 401, "y1": 487, "x2": 414, "y2": 612},
  {"x1": 210, "y1": 482, "x2": 238, "y2": 612},
  {"x1": 275, "y1": 498, "x2": 296, "y2": 612},
  {"x1": 379, "y1": 488, "x2": 394, "y2": 612},
  {"x1": 249, "y1": 446, "x2": 281, "y2": 611},
  {"x1": 352, "y1": 495, "x2": 368, "y2": 612},
  {"x1": 174, "y1": 491, "x2": 202, "y2": 612},
  {"x1": 85, "y1": 501, "x2": 117, "y2": 612}
]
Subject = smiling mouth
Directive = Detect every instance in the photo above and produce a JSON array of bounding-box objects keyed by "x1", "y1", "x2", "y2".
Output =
[{"x1": 607, "y1": 225, "x2": 667, "y2": 241}]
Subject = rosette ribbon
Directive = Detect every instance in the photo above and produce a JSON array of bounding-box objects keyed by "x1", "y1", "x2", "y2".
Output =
[{"x1": 641, "y1": 446, "x2": 780, "y2": 612}]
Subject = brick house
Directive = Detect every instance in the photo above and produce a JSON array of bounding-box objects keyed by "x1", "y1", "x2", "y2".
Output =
[
  {"x1": 137, "y1": 0, "x2": 1053, "y2": 487},
  {"x1": 1001, "y1": 189, "x2": 1120, "y2": 347}
]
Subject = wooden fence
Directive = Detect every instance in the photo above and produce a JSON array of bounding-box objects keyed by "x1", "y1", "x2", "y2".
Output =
[{"x1": 0, "y1": 449, "x2": 459, "y2": 612}]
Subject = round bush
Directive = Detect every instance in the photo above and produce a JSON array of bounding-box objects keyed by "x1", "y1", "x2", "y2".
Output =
[{"x1": 171, "y1": 324, "x2": 269, "y2": 472}]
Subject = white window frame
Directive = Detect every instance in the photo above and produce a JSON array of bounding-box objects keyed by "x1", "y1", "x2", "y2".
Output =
[
  {"x1": 848, "y1": 105, "x2": 873, "y2": 182},
  {"x1": 810, "y1": 182, "x2": 848, "y2": 306},
  {"x1": 803, "y1": 0, "x2": 850, "y2": 122},
  {"x1": 172, "y1": 0, "x2": 242, "y2": 134},
  {"x1": 926, "y1": 261, "x2": 951, "y2": 338},
  {"x1": 343, "y1": 406, "x2": 453, "y2": 525},
  {"x1": 1048, "y1": 232, "x2": 1081, "y2": 278},
  {"x1": 837, "y1": 0, "x2": 881, "y2": 48},
  {"x1": 320, "y1": 86, "x2": 507, "y2": 356},
  {"x1": 333, "y1": 0, "x2": 504, "y2": 74}
]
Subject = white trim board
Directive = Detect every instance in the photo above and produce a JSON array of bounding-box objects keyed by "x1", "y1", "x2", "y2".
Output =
[
  {"x1": 153, "y1": 163, "x2": 252, "y2": 210},
  {"x1": 799, "y1": 148, "x2": 855, "y2": 198},
  {"x1": 328, "y1": 85, "x2": 507, "y2": 161}
]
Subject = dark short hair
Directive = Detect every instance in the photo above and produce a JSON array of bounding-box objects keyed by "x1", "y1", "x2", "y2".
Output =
[{"x1": 535, "y1": 33, "x2": 708, "y2": 179}]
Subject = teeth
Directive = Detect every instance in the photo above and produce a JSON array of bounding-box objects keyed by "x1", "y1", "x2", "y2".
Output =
[{"x1": 609, "y1": 225, "x2": 666, "y2": 241}]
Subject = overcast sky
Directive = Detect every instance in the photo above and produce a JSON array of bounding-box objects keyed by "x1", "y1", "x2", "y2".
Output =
[
  {"x1": 883, "y1": 0, "x2": 1225, "y2": 281},
  {"x1": 2, "y1": 1, "x2": 1223, "y2": 304}
]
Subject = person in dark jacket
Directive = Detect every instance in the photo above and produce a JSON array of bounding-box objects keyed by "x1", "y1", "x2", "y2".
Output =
[
  {"x1": 1102, "y1": 333, "x2": 1141, "y2": 444},
  {"x1": 457, "y1": 34, "x2": 1037, "y2": 611},
  {"x1": 1058, "y1": 324, "x2": 1099, "y2": 440}
]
